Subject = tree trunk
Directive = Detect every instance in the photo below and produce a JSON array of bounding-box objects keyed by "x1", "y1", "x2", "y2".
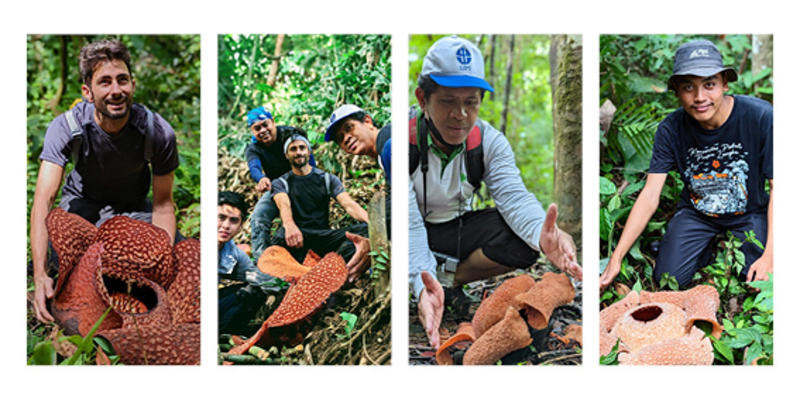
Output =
[
  {"x1": 550, "y1": 35, "x2": 583, "y2": 245},
  {"x1": 368, "y1": 191, "x2": 390, "y2": 294},
  {"x1": 228, "y1": 35, "x2": 262, "y2": 119},
  {"x1": 267, "y1": 34, "x2": 285, "y2": 87},
  {"x1": 500, "y1": 35, "x2": 514, "y2": 135},
  {"x1": 488, "y1": 35, "x2": 496, "y2": 100},
  {"x1": 752, "y1": 35, "x2": 773, "y2": 93}
]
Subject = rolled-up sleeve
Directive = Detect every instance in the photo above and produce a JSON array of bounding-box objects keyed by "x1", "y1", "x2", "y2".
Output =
[{"x1": 408, "y1": 178, "x2": 437, "y2": 299}]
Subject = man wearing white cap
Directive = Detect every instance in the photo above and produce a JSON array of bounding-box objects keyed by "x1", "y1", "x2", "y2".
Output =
[
  {"x1": 271, "y1": 134, "x2": 371, "y2": 282},
  {"x1": 325, "y1": 104, "x2": 392, "y2": 240},
  {"x1": 600, "y1": 39, "x2": 773, "y2": 291},
  {"x1": 325, "y1": 104, "x2": 391, "y2": 183},
  {"x1": 409, "y1": 35, "x2": 583, "y2": 349}
]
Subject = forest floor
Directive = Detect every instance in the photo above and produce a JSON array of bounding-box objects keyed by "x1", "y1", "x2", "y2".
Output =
[
  {"x1": 217, "y1": 144, "x2": 391, "y2": 365},
  {"x1": 408, "y1": 261, "x2": 583, "y2": 366}
]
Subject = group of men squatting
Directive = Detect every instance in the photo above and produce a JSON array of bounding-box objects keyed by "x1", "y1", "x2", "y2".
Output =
[{"x1": 217, "y1": 103, "x2": 391, "y2": 334}]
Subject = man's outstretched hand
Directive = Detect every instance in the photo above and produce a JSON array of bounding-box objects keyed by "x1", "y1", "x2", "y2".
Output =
[
  {"x1": 345, "y1": 232, "x2": 370, "y2": 283},
  {"x1": 417, "y1": 271, "x2": 444, "y2": 349},
  {"x1": 539, "y1": 203, "x2": 582, "y2": 281}
]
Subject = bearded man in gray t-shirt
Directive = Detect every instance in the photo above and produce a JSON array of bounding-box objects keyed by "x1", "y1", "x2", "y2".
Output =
[{"x1": 30, "y1": 39, "x2": 179, "y2": 324}]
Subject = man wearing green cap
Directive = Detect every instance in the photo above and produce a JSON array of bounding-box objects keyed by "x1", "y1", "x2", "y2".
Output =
[
  {"x1": 599, "y1": 39, "x2": 773, "y2": 291},
  {"x1": 408, "y1": 35, "x2": 582, "y2": 349}
]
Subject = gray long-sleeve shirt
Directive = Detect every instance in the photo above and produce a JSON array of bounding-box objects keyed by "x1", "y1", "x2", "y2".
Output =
[{"x1": 408, "y1": 118, "x2": 546, "y2": 298}]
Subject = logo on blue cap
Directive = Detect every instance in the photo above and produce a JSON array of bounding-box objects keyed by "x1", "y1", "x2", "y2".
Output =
[
  {"x1": 456, "y1": 46, "x2": 471, "y2": 65},
  {"x1": 330, "y1": 113, "x2": 337, "y2": 123}
]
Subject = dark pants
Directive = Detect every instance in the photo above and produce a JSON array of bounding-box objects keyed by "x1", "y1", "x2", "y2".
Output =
[
  {"x1": 655, "y1": 208, "x2": 768, "y2": 287},
  {"x1": 425, "y1": 208, "x2": 539, "y2": 269},
  {"x1": 218, "y1": 284, "x2": 266, "y2": 336},
  {"x1": 272, "y1": 223, "x2": 369, "y2": 263}
]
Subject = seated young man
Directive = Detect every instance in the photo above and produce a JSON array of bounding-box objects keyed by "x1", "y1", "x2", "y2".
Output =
[
  {"x1": 270, "y1": 134, "x2": 371, "y2": 283},
  {"x1": 217, "y1": 191, "x2": 280, "y2": 335}
]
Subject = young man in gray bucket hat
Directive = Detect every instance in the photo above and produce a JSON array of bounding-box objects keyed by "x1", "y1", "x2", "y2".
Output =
[
  {"x1": 409, "y1": 35, "x2": 583, "y2": 349},
  {"x1": 600, "y1": 39, "x2": 773, "y2": 291}
]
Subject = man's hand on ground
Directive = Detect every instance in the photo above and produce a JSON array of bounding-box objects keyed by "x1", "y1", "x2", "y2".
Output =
[
  {"x1": 418, "y1": 271, "x2": 444, "y2": 349},
  {"x1": 599, "y1": 257, "x2": 622, "y2": 291},
  {"x1": 345, "y1": 232, "x2": 370, "y2": 283},
  {"x1": 257, "y1": 177, "x2": 271, "y2": 193},
  {"x1": 33, "y1": 275, "x2": 55, "y2": 323},
  {"x1": 539, "y1": 203, "x2": 583, "y2": 281},
  {"x1": 747, "y1": 253, "x2": 773, "y2": 282},
  {"x1": 284, "y1": 223, "x2": 304, "y2": 248}
]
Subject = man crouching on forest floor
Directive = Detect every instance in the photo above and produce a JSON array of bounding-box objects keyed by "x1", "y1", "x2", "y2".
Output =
[
  {"x1": 599, "y1": 39, "x2": 773, "y2": 291},
  {"x1": 409, "y1": 35, "x2": 582, "y2": 349},
  {"x1": 31, "y1": 39, "x2": 179, "y2": 324},
  {"x1": 218, "y1": 191, "x2": 280, "y2": 335},
  {"x1": 271, "y1": 134, "x2": 371, "y2": 283}
]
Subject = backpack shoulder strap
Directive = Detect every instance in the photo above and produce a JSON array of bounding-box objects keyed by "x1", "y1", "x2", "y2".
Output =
[
  {"x1": 277, "y1": 176, "x2": 289, "y2": 196},
  {"x1": 65, "y1": 108, "x2": 83, "y2": 166},
  {"x1": 409, "y1": 115, "x2": 420, "y2": 175},
  {"x1": 465, "y1": 123, "x2": 484, "y2": 188},
  {"x1": 141, "y1": 106, "x2": 155, "y2": 163},
  {"x1": 324, "y1": 172, "x2": 331, "y2": 197}
]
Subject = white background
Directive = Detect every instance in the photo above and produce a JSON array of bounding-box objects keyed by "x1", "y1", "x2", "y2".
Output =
[{"x1": 2, "y1": 0, "x2": 796, "y2": 397}]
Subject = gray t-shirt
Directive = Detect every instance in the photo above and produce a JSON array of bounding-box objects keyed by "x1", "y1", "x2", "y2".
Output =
[{"x1": 40, "y1": 102, "x2": 179, "y2": 210}]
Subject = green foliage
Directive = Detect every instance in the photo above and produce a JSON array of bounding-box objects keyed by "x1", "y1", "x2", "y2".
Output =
[
  {"x1": 28, "y1": 306, "x2": 120, "y2": 365},
  {"x1": 368, "y1": 247, "x2": 390, "y2": 280},
  {"x1": 599, "y1": 339, "x2": 620, "y2": 365},
  {"x1": 336, "y1": 312, "x2": 358, "y2": 339},
  {"x1": 219, "y1": 34, "x2": 391, "y2": 156},
  {"x1": 700, "y1": 234, "x2": 773, "y2": 365},
  {"x1": 26, "y1": 35, "x2": 201, "y2": 239},
  {"x1": 409, "y1": 34, "x2": 554, "y2": 206}
]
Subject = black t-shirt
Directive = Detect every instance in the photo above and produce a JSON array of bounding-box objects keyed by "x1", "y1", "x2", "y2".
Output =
[
  {"x1": 649, "y1": 95, "x2": 773, "y2": 217},
  {"x1": 245, "y1": 125, "x2": 308, "y2": 181},
  {"x1": 272, "y1": 167, "x2": 345, "y2": 230},
  {"x1": 39, "y1": 102, "x2": 178, "y2": 207}
]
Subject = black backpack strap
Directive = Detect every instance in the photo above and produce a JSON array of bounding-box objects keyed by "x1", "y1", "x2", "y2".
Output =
[
  {"x1": 324, "y1": 172, "x2": 331, "y2": 197},
  {"x1": 464, "y1": 123, "x2": 484, "y2": 188},
  {"x1": 142, "y1": 106, "x2": 155, "y2": 163},
  {"x1": 65, "y1": 108, "x2": 83, "y2": 166},
  {"x1": 409, "y1": 110, "x2": 431, "y2": 220},
  {"x1": 277, "y1": 177, "x2": 289, "y2": 196}
]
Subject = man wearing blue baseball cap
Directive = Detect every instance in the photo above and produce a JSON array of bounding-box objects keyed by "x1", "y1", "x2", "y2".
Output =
[
  {"x1": 599, "y1": 39, "x2": 773, "y2": 291},
  {"x1": 408, "y1": 36, "x2": 582, "y2": 349},
  {"x1": 244, "y1": 106, "x2": 315, "y2": 260}
]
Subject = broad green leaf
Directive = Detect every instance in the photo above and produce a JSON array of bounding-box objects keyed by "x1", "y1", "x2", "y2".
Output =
[
  {"x1": 712, "y1": 338, "x2": 734, "y2": 364},
  {"x1": 632, "y1": 278, "x2": 642, "y2": 293},
  {"x1": 599, "y1": 176, "x2": 616, "y2": 195},
  {"x1": 608, "y1": 194, "x2": 621, "y2": 212},
  {"x1": 29, "y1": 341, "x2": 57, "y2": 365},
  {"x1": 745, "y1": 341, "x2": 763, "y2": 365}
]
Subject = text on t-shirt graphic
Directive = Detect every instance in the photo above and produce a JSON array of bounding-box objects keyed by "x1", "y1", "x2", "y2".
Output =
[{"x1": 684, "y1": 141, "x2": 749, "y2": 216}]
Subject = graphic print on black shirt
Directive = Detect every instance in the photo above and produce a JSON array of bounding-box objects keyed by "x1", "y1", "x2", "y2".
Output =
[{"x1": 684, "y1": 142, "x2": 749, "y2": 216}]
